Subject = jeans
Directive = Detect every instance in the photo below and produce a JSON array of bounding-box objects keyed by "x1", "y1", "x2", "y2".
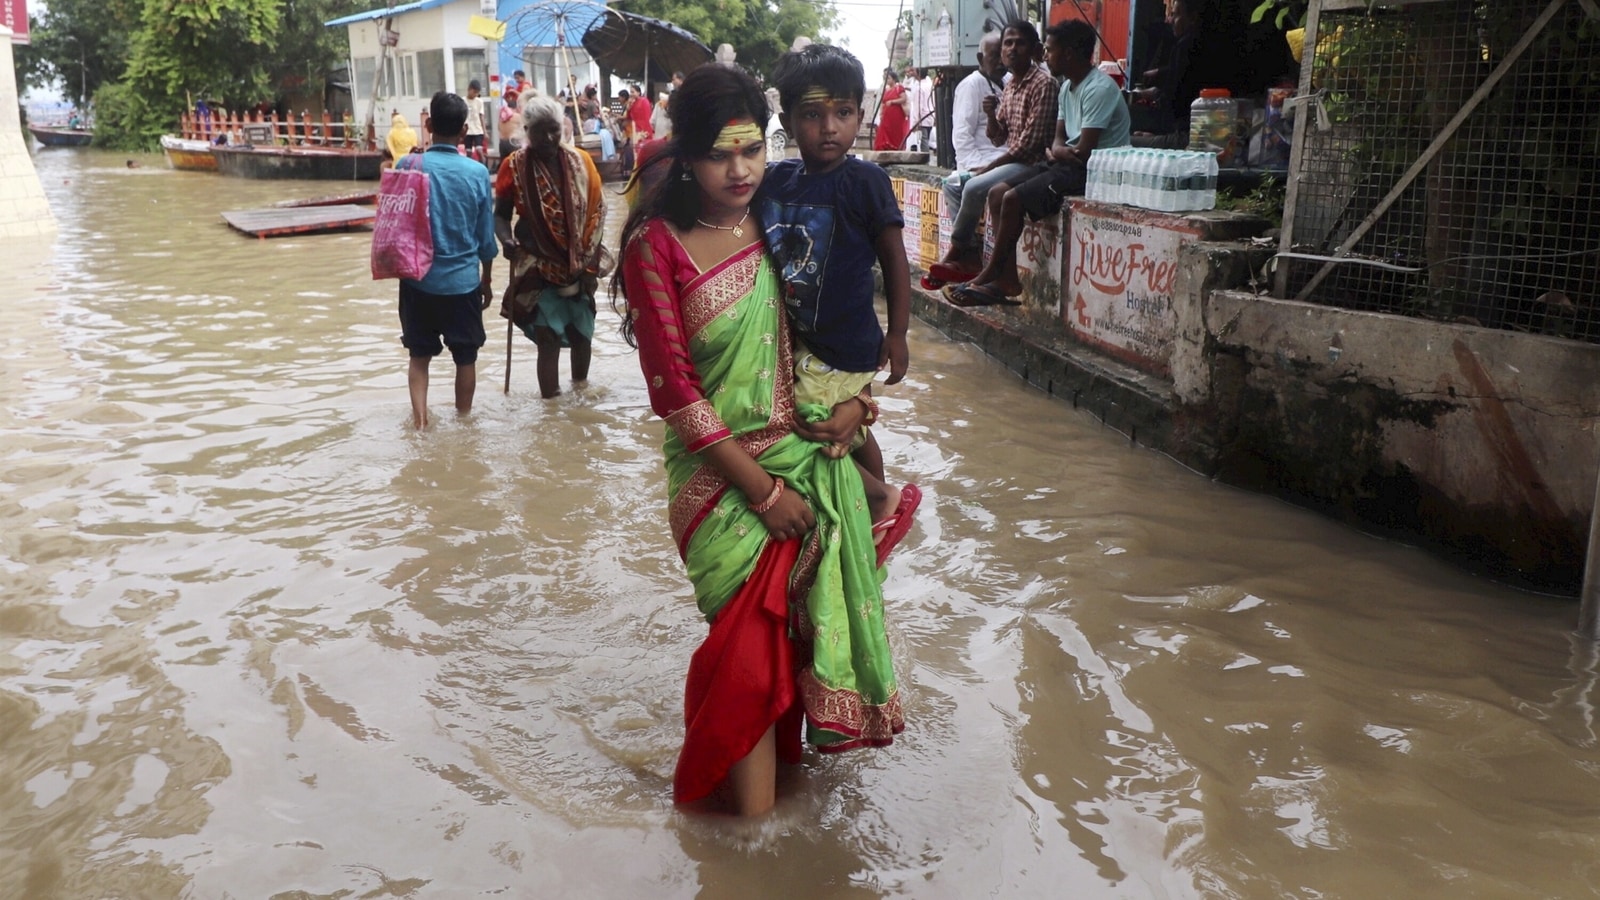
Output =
[{"x1": 945, "y1": 161, "x2": 1036, "y2": 249}]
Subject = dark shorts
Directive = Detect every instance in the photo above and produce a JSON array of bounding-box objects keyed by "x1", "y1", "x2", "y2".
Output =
[
  {"x1": 399, "y1": 281, "x2": 486, "y2": 365},
  {"x1": 1013, "y1": 162, "x2": 1087, "y2": 221},
  {"x1": 464, "y1": 134, "x2": 486, "y2": 149}
]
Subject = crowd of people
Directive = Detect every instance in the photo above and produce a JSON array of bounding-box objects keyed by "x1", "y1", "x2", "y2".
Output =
[{"x1": 386, "y1": 8, "x2": 1211, "y2": 817}]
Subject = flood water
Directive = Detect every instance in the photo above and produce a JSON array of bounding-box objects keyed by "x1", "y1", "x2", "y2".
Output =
[{"x1": 4, "y1": 148, "x2": 1599, "y2": 899}]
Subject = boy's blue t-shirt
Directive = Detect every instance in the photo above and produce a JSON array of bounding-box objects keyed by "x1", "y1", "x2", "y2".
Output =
[{"x1": 758, "y1": 157, "x2": 904, "y2": 372}]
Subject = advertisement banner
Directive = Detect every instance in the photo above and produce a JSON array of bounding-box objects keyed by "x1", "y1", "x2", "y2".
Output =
[
  {"x1": 5, "y1": 0, "x2": 29, "y2": 43},
  {"x1": 1066, "y1": 201, "x2": 1197, "y2": 377}
]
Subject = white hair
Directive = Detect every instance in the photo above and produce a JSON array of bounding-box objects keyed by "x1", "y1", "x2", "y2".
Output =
[{"x1": 520, "y1": 90, "x2": 564, "y2": 135}]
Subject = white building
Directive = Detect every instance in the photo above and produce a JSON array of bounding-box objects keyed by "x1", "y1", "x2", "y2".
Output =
[{"x1": 328, "y1": 0, "x2": 602, "y2": 146}]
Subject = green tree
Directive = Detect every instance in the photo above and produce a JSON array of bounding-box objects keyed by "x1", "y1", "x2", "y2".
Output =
[
  {"x1": 21, "y1": 0, "x2": 363, "y2": 148},
  {"x1": 12, "y1": 17, "x2": 52, "y2": 97},
  {"x1": 17, "y1": 0, "x2": 139, "y2": 109},
  {"x1": 611, "y1": 0, "x2": 839, "y2": 79}
]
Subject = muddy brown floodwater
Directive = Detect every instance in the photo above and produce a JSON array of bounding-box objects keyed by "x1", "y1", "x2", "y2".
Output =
[{"x1": 3, "y1": 149, "x2": 1599, "y2": 899}]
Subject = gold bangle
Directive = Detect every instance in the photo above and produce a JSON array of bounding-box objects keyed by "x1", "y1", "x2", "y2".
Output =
[
  {"x1": 749, "y1": 477, "x2": 785, "y2": 514},
  {"x1": 856, "y1": 391, "x2": 879, "y2": 427}
]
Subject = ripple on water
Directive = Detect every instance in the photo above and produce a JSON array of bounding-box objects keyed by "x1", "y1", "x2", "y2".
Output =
[{"x1": 3, "y1": 150, "x2": 1598, "y2": 899}]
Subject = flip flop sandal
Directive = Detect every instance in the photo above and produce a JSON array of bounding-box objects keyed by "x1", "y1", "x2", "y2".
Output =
[
  {"x1": 948, "y1": 283, "x2": 1021, "y2": 307},
  {"x1": 928, "y1": 262, "x2": 979, "y2": 284},
  {"x1": 919, "y1": 273, "x2": 946, "y2": 291},
  {"x1": 872, "y1": 483, "x2": 923, "y2": 567}
]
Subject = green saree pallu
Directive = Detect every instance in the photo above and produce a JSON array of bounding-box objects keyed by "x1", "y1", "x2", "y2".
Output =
[{"x1": 621, "y1": 222, "x2": 904, "y2": 803}]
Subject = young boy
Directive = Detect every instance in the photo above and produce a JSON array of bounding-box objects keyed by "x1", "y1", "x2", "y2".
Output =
[{"x1": 760, "y1": 44, "x2": 919, "y2": 543}]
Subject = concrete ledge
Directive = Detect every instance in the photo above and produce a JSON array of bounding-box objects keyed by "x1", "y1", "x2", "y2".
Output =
[{"x1": 908, "y1": 281, "x2": 1202, "y2": 467}]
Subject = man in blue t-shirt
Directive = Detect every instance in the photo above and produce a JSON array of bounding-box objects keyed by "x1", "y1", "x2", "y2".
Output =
[
  {"x1": 397, "y1": 91, "x2": 499, "y2": 428},
  {"x1": 947, "y1": 19, "x2": 1131, "y2": 306}
]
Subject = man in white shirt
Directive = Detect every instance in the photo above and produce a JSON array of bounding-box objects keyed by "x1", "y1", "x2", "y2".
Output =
[
  {"x1": 942, "y1": 34, "x2": 1005, "y2": 223},
  {"x1": 950, "y1": 34, "x2": 1004, "y2": 171}
]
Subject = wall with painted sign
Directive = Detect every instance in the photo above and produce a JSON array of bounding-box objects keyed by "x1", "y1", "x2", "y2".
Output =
[
  {"x1": 4, "y1": 0, "x2": 27, "y2": 43},
  {"x1": 1065, "y1": 200, "x2": 1198, "y2": 377},
  {"x1": 984, "y1": 209, "x2": 1064, "y2": 316}
]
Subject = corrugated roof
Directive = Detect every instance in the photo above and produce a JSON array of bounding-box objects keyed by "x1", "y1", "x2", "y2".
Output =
[{"x1": 324, "y1": 0, "x2": 455, "y2": 28}]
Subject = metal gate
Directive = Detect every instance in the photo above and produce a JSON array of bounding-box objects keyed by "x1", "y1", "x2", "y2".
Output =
[{"x1": 1273, "y1": 0, "x2": 1600, "y2": 340}]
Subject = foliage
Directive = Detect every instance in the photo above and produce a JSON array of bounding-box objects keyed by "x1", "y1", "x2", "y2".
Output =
[
  {"x1": 23, "y1": 0, "x2": 364, "y2": 147},
  {"x1": 1217, "y1": 175, "x2": 1286, "y2": 229},
  {"x1": 11, "y1": 17, "x2": 52, "y2": 97},
  {"x1": 1249, "y1": 0, "x2": 1307, "y2": 31},
  {"x1": 91, "y1": 81, "x2": 167, "y2": 150},
  {"x1": 17, "y1": 0, "x2": 140, "y2": 109},
  {"x1": 611, "y1": 0, "x2": 839, "y2": 79}
]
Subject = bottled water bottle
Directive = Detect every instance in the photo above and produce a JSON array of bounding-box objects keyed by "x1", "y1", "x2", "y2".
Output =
[
  {"x1": 1139, "y1": 150, "x2": 1159, "y2": 210},
  {"x1": 1126, "y1": 148, "x2": 1139, "y2": 208},
  {"x1": 1086, "y1": 150, "x2": 1103, "y2": 202},
  {"x1": 1155, "y1": 151, "x2": 1179, "y2": 211},
  {"x1": 1180, "y1": 151, "x2": 1200, "y2": 211}
]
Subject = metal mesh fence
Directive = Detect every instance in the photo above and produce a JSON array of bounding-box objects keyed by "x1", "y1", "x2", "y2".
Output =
[{"x1": 1277, "y1": 0, "x2": 1600, "y2": 341}]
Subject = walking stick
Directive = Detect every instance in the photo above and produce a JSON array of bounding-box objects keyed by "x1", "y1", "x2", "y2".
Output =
[{"x1": 504, "y1": 317, "x2": 513, "y2": 394}]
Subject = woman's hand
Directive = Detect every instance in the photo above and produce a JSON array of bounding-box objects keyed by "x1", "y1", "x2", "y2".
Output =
[
  {"x1": 794, "y1": 394, "x2": 869, "y2": 446},
  {"x1": 756, "y1": 489, "x2": 815, "y2": 542}
]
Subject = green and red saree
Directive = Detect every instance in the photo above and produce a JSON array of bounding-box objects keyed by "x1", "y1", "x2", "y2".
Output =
[{"x1": 620, "y1": 219, "x2": 905, "y2": 804}]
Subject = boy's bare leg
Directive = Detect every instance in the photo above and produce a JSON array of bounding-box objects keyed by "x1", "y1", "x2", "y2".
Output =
[
  {"x1": 454, "y1": 362, "x2": 477, "y2": 414},
  {"x1": 854, "y1": 457, "x2": 898, "y2": 524},
  {"x1": 726, "y1": 724, "x2": 777, "y2": 816},
  {"x1": 851, "y1": 428, "x2": 886, "y2": 483},
  {"x1": 408, "y1": 357, "x2": 430, "y2": 429}
]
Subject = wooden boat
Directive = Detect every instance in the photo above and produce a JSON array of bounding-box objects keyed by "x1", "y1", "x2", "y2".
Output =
[
  {"x1": 160, "y1": 134, "x2": 218, "y2": 172},
  {"x1": 271, "y1": 190, "x2": 378, "y2": 208},
  {"x1": 28, "y1": 125, "x2": 93, "y2": 147},
  {"x1": 220, "y1": 204, "x2": 375, "y2": 238},
  {"x1": 212, "y1": 145, "x2": 382, "y2": 181}
]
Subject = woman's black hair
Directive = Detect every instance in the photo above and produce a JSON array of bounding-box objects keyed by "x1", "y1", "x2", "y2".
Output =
[{"x1": 610, "y1": 63, "x2": 769, "y2": 346}]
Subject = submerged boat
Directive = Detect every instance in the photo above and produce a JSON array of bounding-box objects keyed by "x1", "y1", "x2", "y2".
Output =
[
  {"x1": 28, "y1": 125, "x2": 94, "y2": 147},
  {"x1": 159, "y1": 134, "x2": 218, "y2": 172},
  {"x1": 212, "y1": 145, "x2": 382, "y2": 181}
]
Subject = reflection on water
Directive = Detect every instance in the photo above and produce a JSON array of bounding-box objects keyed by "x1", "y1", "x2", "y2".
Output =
[{"x1": 3, "y1": 149, "x2": 1598, "y2": 898}]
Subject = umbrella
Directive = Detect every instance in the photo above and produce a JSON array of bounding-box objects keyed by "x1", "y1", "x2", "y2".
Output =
[{"x1": 581, "y1": 11, "x2": 712, "y2": 83}]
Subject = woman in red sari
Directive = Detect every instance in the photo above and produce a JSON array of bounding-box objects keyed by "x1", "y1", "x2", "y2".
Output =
[
  {"x1": 873, "y1": 69, "x2": 909, "y2": 151},
  {"x1": 616, "y1": 65, "x2": 906, "y2": 817}
]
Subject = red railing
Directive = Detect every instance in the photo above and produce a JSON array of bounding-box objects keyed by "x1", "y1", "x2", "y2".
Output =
[{"x1": 179, "y1": 110, "x2": 366, "y2": 149}]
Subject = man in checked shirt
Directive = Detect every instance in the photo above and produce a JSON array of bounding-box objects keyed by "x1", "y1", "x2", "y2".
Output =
[{"x1": 927, "y1": 20, "x2": 1057, "y2": 287}]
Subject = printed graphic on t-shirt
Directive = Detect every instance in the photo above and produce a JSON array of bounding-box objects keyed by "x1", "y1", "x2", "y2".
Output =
[{"x1": 759, "y1": 197, "x2": 834, "y2": 336}]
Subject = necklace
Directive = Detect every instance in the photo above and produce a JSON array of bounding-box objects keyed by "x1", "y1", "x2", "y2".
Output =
[{"x1": 696, "y1": 210, "x2": 749, "y2": 239}]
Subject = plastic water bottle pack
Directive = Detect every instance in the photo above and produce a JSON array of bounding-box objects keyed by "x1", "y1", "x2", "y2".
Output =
[{"x1": 1086, "y1": 148, "x2": 1217, "y2": 212}]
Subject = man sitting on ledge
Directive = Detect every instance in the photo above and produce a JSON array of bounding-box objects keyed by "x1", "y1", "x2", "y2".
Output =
[
  {"x1": 937, "y1": 31, "x2": 1007, "y2": 266},
  {"x1": 944, "y1": 19, "x2": 1131, "y2": 306},
  {"x1": 926, "y1": 20, "x2": 1056, "y2": 288}
]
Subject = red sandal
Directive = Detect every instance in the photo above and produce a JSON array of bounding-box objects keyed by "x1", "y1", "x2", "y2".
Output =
[{"x1": 871, "y1": 483, "x2": 923, "y2": 567}]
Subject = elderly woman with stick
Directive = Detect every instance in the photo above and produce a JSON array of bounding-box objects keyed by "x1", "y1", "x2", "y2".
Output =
[{"x1": 493, "y1": 91, "x2": 609, "y2": 398}]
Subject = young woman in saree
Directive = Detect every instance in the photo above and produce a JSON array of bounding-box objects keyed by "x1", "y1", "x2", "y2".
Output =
[{"x1": 617, "y1": 65, "x2": 907, "y2": 817}]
